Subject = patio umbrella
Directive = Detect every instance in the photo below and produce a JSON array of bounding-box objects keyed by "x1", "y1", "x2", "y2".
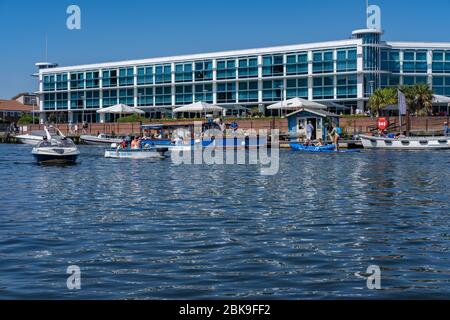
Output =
[
  {"x1": 173, "y1": 101, "x2": 224, "y2": 118},
  {"x1": 97, "y1": 104, "x2": 145, "y2": 120},
  {"x1": 267, "y1": 97, "x2": 327, "y2": 110}
]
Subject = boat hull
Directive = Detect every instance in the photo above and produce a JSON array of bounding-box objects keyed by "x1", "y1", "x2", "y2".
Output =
[
  {"x1": 16, "y1": 136, "x2": 42, "y2": 146},
  {"x1": 80, "y1": 135, "x2": 123, "y2": 145},
  {"x1": 360, "y1": 135, "x2": 450, "y2": 150},
  {"x1": 33, "y1": 153, "x2": 79, "y2": 164},
  {"x1": 105, "y1": 148, "x2": 167, "y2": 159}
]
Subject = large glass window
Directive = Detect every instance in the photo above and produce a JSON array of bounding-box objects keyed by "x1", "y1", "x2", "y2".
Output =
[
  {"x1": 238, "y1": 57, "x2": 258, "y2": 79},
  {"x1": 263, "y1": 80, "x2": 283, "y2": 101},
  {"x1": 103, "y1": 70, "x2": 118, "y2": 88},
  {"x1": 43, "y1": 93, "x2": 55, "y2": 110},
  {"x1": 56, "y1": 74, "x2": 68, "y2": 91},
  {"x1": 381, "y1": 50, "x2": 400, "y2": 73},
  {"x1": 85, "y1": 71, "x2": 100, "y2": 89},
  {"x1": 238, "y1": 81, "x2": 258, "y2": 103},
  {"x1": 85, "y1": 91, "x2": 100, "y2": 109},
  {"x1": 217, "y1": 60, "x2": 236, "y2": 80},
  {"x1": 119, "y1": 89, "x2": 134, "y2": 105},
  {"x1": 432, "y1": 51, "x2": 450, "y2": 74},
  {"x1": 175, "y1": 63, "x2": 193, "y2": 83},
  {"x1": 175, "y1": 85, "x2": 193, "y2": 104},
  {"x1": 336, "y1": 49, "x2": 357, "y2": 72},
  {"x1": 380, "y1": 75, "x2": 400, "y2": 88},
  {"x1": 137, "y1": 66, "x2": 154, "y2": 85},
  {"x1": 313, "y1": 51, "x2": 334, "y2": 74},
  {"x1": 286, "y1": 78, "x2": 308, "y2": 99},
  {"x1": 217, "y1": 82, "x2": 236, "y2": 103},
  {"x1": 137, "y1": 88, "x2": 153, "y2": 107},
  {"x1": 403, "y1": 76, "x2": 428, "y2": 86},
  {"x1": 286, "y1": 53, "x2": 308, "y2": 75},
  {"x1": 313, "y1": 76, "x2": 334, "y2": 99},
  {"x1": 119, "y1": 68, "x2": 134, "y2": 86},
  {"x1": 43, "y1": 75, "x2": 56, "y2": 92},
  {"x1": 194, "y1": 61, "x2": 213, "y2": 81},
  {"x1": 70, "y1": 72, "x2": 85, "y2": 90},
  {"x1": 433, "y1": 76, "x2": 450, "y2": 96},
  {"x1": 103, "y1": 90, "x2": 118, "y2": 107},
  {"x1": 155, "y1": 86, "x2": 172, "y2": 105},
  {"x1": 336, "y1": 75, "x2": 357, "y2": 99},
  {"x1": 155, "y1": 65, "x2": 172, "y2": 84},
  {"x1": 70, "y1": 92, "x2": 85, "y2": 109},
  {"x1": 263, "y1": 55, "x2": 284, "y2": 77},
  {"x1": 403, "y1": 51, "x2": 427, "y2": 73},
  {"x1": 194, "y1": 84, "x2": 213, "y2": 103},
  {"x1": 55, "y1": 93, "x2": 68, "y2": 110}
]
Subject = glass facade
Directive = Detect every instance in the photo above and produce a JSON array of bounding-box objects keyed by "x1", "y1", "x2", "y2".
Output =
[{"x1": 38, "y1": 29, "x2": 450, "y2": 122}]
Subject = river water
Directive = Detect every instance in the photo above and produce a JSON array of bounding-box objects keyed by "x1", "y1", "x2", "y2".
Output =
[{"x1": 0, "y1": 144, "x2": 449, "y2": 299}]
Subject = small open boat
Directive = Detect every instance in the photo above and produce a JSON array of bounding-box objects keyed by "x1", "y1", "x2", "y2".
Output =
[
  {"x1": 359, "y1": 135, "x2": 450, "y2": 150},
  {"x1": 16, "y1": 127, "x2": 64, "y2": 146},
  {"x1": 80, "y1": 134, "x2": 123, "y2": 145},
  {"x1": 290, "y1": 143, "x2": 361, "y2": 153},
  {"x1": 105, "y1": 145, "x2": 169, "y2": 159}
]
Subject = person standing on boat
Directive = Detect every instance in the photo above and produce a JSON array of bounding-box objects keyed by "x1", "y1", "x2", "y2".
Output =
[
  {"x1": 329, "y1": 125, "x2": 341, "y2": 151},
  {"x1": 306, "y1": 121, "x2": 314, "y2": 141},
  {"x1": 444, "y1": 122, "x2": 449, "y2": 137}
]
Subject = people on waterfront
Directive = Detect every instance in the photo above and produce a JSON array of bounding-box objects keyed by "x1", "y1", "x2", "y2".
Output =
[
  {"x1": 329, "y1": 125, "x2": 341, "y2": 151},
  {"x1": 444, "y1": 122, "x2": 449, "y2": 137},
  {"x1": 306, "y1": 121, "x2": 314, "y2": 140}
]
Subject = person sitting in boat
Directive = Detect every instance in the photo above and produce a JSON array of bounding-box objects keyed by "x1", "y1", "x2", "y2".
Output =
[
  {"x1": 315, "y1": 138, "x2": 324, "y2": 147},
  {"x1": 120, "y1": 139, "x2": 127, "y2": 149},
  {"x1": 131, "y1": 137, "x2": 141, "y2": 150},
  {"x1": 303, "y1": 139, "x2": 312, "y2": 147}
]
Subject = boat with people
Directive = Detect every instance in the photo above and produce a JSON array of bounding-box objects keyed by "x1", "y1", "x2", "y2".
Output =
[
  {"x1": 104, "y1": 144, "x2": 169, "y2": 159},
  {"x1": 290, "y1": 143, "x2": 361, "y2": 153},
  {"x1": 32, "y1": 127, "x2": 80, "y2": 164},
  {"x1": 80, "y1": 133, "x2": 123, "y2": 146},
  {"x1": 16, "y1": 127, "x2": 65, "y2": 146},
  {"x1": 359, "y1": 134, "x2": 450, "y2": 150}
]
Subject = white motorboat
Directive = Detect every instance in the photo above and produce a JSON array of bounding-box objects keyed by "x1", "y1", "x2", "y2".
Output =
[
  {"x1": 16, "y1": 127, "x2": 63, "y2": 146},
  {"x1": 105, "y1": 144, "x2": 169, "y2": 159},
  {"x1": 80, "y1": 134, "x2": 123, "y2": 145},
  {"x1": 360, "y1": 135, "x2": 450, "y2": 150},
  {"x1": 32, "y1": 128, "x2": 80, "y2": 164}
]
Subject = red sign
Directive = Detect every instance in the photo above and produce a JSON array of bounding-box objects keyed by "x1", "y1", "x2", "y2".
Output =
[{"x1": 377, "y1": 118, "x2": 389, "y2": 131}]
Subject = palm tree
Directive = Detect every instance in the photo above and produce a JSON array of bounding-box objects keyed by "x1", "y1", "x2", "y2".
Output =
[
  {"x1": 398, "y1": 84, "x2": 434, "y2": 116},
  {"x1": 368, "y1": 87, "x2": 397, "y2": 117}
]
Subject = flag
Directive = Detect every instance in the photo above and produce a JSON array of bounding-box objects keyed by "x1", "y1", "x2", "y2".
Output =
[{"x1": 398, "y1": 90, "x2": 407, "y2": 115}]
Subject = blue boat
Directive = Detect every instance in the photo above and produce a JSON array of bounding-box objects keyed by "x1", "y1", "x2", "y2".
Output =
[{"x1": 290, "y1": 143, "x2": 361, "y2": 153}]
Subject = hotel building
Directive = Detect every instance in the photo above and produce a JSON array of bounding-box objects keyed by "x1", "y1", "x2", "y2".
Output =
[{"x1": 36, "y1": 12, "x2": 450, "y2": 123}]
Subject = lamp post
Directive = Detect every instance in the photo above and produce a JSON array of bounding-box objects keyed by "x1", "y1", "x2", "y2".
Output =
[{"x1": 279, "y1": 84, "x2": 285, "y2": 117}]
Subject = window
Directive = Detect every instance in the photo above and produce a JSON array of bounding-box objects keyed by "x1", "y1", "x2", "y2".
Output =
[
  {"x1": 103, "y1": 70, "x2": 118, "y2": 87},
  {"x1": 85, "y1": 71, "x2": 100, "y2": 89},
  {"x1": 313, "y1": 51, "x2": 334, "y2": 74},
  {"x1": 217, "y1": 82, "x2": 236, "y2": 103},
  {"x1": 403, "y1": 51, "x2": 427, "y2": 73},
  {"x1": 70, "y1": 92, "x2": 85, "y2": 109},
  {"x1": 175, "y1": 63, "x2": 193, "y2": 83},
  {"x1": 336, "y1": 49, "x2": 357, "y2": 72},
  {"x1": 381, "y1": 75, "x2": 400, "y2": 88},
  {"x1": 175, "y1": 85, "x2": 193, "y2": 104},
  {"x1": 432, "y1": 51, "x2": 450, "y2": 74},
  {"x1": 43, "y1": 75, "x2": 56, "y2": 91},
  {"x1": 119, "y1": 68, "x2": 134, "y2": 86},
  {"x1": 433, "y1": 76, "x2": 450, "y2": 96},
  {"x1": 381, "y1": 50, "x2": 401, "y2": 73},
  {"x1": 194, "y1": 61, "x2": 213, "y2": 81},
  {"x1": 155, "y1": 65, "x2": 172, "y2": 84},
  {"x1": 263, "y1": 55, "x2": 284, "y2": 77},
  {"x1": 56, "y1": 74, "x2": 68, "y2": 91},
  {"x1": 155, "y1": 86, "x2": 172, "y2": 105},
  {"x1": 217, "y1": 60, "x2": 236, "y2": 80},
  {"x1": 336, "y1": 75, "x2": 357, "y2": 99},
  {"x1": 137, "y1": 88, "x2": 153, "y2": 107},
  {"x1": 313, "y1": 76, "x2": 334, "y2": 99},
  {"x1": 55, "y1": 93, "x2": 68, "y2": 110},
  {"x1": 403, "y1": 76, "x2": 428, "y2": 86},
  {"x1": 286, "y1": 78, "x2": 308, "y2": 99},
  {"x1": 119, "y1": 89, "x2": 134, "y2": 105},
  {"x1": 85, "y1": 91, "x2": 100, "y2": 109},
  {"x1": 137, "y1": 66, "x2": 154, "y2": 85},
  {"x1": 238, "y1": 57, "x2": 258, "y2": 79},
  {"x1": 286, "y1": 53, "x2": 308, "y2": 75},
  {"x1": 70, "y1": 72, "x2": 85, "y2": 89},
  {"x1": 238, "y1": 81, "x2": 258, "y2": 103},
  {"x1": 43, "y1": 93, "x2": 55, "y2": 110},
  {"x1": 263, "y1": 80, "x2": 283, "y2": 101},
  {"x1": 194, "y1": 84, "x2": 213, "y2": 103},
  {"x1": 103, "y1": 90, "x2": 118, "y2": 107}
]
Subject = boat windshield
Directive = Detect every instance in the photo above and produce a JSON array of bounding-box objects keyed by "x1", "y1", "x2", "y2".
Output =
[{"x1": 37, "y1": 138, "x2": 76, "y2": 148}]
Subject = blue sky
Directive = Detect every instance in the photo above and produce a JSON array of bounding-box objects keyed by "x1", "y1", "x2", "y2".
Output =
[{"x1": 0, "y1": 0, "x2": 449, "y2": 98}]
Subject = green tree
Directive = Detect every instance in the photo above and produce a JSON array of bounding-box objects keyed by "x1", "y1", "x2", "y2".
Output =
[
  {"x1": 400, "y1": 84, "x2": 434, "y2": 116},
  {"x1": 368, "y1": 87, "x2": 397, "y2": 117}
]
